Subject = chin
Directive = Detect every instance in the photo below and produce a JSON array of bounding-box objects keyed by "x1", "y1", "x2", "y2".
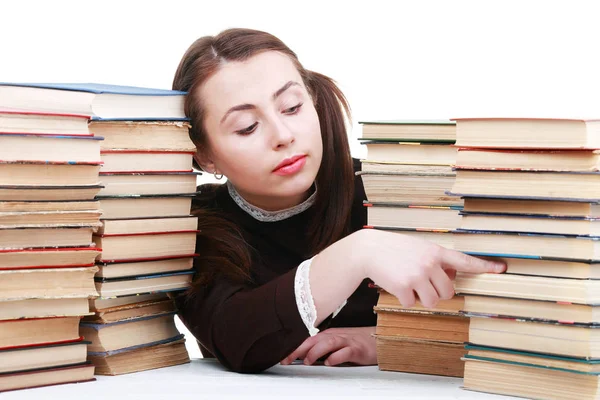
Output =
[{"x1": 275, "y1": 174, "x2": 316, "y2": 198}]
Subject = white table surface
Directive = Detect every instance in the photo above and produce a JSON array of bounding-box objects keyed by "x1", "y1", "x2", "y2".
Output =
[{"x1": 4, "y1": 358, "x2": 512, "y2": 400}]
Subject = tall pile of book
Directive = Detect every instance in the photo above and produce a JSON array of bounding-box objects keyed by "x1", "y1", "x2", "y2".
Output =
[
  {"x1": 0, "y1": 83, "x2": 200, "y2": 377},
  {"x1": 0, "y1": 107, "x2": 101, "y2": 392},
  {"x1": 358, "y1": 120, "x2": 461, "y2": 248},
  {"x1": 357, "y1": 120, "x2": 467, "y2": 377},
  {"x1": 448, "y1": 117, "x2": 600, "y2": 399},
  {"x1": 374, "y1": 290, "x2": 468, "y2": 377}
]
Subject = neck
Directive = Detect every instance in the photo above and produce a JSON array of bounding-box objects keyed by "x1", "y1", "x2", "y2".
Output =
[{"x1": 234, "y1": 186, "x2": 312, "y2": 212}]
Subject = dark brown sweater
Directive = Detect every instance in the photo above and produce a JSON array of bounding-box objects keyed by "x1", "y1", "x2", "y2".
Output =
[{"x1": 175, "y1": 159, "x2": 378, "y2": 373}]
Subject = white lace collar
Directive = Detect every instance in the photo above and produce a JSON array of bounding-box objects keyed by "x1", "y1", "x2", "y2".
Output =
[{"x1": 227, "y1": 181, "x2": 317, "y2": 222}]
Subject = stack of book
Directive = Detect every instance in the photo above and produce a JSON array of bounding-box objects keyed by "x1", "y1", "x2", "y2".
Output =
[
  {"x1": 358, "y1": 121, "x2": 467, "y2": 376},
  {"x1": 0, "y1": 83, "x2": 199, "y2": 377},
  {"x1": 83, "y1": 85, "x2": 198, "y2": 376},
  {"x1": 374, "y1": 290, "x2": 468, "y2": 377},
  {"x1": 447, "y1": 117, "x2": 600, "y2": 399},
  {"x1": 357, "y1": 120, "x2": 461, "y2": 249},
  {"x1": 0, "y1": 108, "x2": 101, "y2": 392}
]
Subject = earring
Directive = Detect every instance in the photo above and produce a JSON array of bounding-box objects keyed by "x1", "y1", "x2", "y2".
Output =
[{"x1": 214, "y1": 171, "x2": 224, "y2": 180}]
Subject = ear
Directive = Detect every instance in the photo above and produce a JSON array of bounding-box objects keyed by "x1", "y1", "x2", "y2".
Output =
[{"x1": 193, "y1": 151, "x2": 217, "y2": 174}]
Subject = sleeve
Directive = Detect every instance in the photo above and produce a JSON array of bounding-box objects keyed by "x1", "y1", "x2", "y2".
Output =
[
  {"x1": 175, "y1": 266, "x2": 310, "y2": 374},
  {"x1": 294, "y1": 258, "x2": 347, "y2": 337}
]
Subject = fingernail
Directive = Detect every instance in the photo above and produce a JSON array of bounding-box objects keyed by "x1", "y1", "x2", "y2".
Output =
[
  {"x1": 494, "y1": 262, "x2": 506, "y2": 272},
  {"x1": 324, "y1": 360, "x2": 330, "y2": 366}
]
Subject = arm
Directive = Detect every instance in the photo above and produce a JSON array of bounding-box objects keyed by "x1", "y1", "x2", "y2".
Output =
[
  {"x1": 175, "y1": 266, "x2": 310, "y2": 373},
  {"x1": 280, "y1": 229, "x2": 506, "y2": 367},
  {"x1": 177, "y1": 229, "x2": 504, "y2": 373},
  {"x1": 310, "y1": 228, "x2": 505, "y2": 326}
]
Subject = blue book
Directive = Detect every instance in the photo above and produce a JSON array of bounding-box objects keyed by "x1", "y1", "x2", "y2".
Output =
[{"x1": 0, "y1": 83, "x2": 188, "y2": 121}]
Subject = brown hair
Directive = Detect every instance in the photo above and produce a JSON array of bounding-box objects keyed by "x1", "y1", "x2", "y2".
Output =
[{"x1": 173, "y1": 28, "x2": 354, "y2": 286}]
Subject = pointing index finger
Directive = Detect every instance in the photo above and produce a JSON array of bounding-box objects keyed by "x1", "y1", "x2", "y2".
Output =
[{"x1": 439, "y1": 248, "x2": 506, "y2": 274}]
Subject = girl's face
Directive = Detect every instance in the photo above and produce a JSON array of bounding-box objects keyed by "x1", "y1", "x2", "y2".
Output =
[{"x1": 197, "y1": 51, "x2": 323, "y2": 211}]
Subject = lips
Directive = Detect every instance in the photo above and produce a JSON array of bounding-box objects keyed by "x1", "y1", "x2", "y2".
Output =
[
  {"x1": 273, "y1": 155, "x2": 307, "y2": 176},
  {"x1": 273, "y1": 155, "x2": 306, "y2": 172}
]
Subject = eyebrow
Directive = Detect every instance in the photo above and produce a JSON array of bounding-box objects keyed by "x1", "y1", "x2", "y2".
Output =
[{"x1": 220, "y1": 81, "x2": 301, "y2": 125}]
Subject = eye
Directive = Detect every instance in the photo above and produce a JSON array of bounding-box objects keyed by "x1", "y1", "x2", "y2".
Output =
[
  {"x1": 283, "y1": 102, "x2": 303, "y2": 115},
  {"x1": 235, "y1": 122, "x2": 258, "y2": 135}
]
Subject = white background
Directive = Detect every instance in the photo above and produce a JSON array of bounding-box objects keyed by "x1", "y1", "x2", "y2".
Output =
[{"x1": 3, "y1": 0, "x2": 600, "y2": 358}]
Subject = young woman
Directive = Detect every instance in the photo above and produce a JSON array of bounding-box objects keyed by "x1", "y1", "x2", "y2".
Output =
[{"x1": 171, "y1": 28, "x2": 505, "y2": 374}]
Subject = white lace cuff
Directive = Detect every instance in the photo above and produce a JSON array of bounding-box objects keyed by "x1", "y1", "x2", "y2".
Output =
[{"x1": 294, "y1": 258, "x2": 348, "y2": 337}]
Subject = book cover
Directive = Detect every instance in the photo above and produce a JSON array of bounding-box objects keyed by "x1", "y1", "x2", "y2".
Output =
[
  {"x1": 0, "y1": 82, "x2": 186, "y2": 96},
  {"x1": 96, "y1": 254, "x2": 198, "y2": 265},
  {"x1": 359, "y1": 120, "x2": 456, "y2": 125},
  {"x1": 80, "y1": 311, "x2": 176, "y2": 330},
  {"x1": 448, "y1": 191, "x2": 600, "y2": 203},
  {"x1": 86, "y1": 334, "x2": 185, "y2": 357},
  {"x1": 94, "y1": 270, "x2": 194, "y2": 283}
]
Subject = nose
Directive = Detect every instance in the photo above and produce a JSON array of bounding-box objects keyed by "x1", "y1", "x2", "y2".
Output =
[{"x1": 268, "y1": 114, "x2": 294, "y2": 150}]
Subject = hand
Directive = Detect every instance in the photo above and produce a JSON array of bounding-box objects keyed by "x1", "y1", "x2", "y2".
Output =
[
  {"x1": 357, "y1": 229, "x2": 505, "y2": 309},
  {"x1": 280, "y1": 327, "x2": 376, "y2": 367}
]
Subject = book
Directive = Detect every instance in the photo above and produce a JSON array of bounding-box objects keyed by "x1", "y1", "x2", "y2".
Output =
[
  {"x1": 463, "y1": 295, "x2": 600, "y2": 325},
  {"x1": 0, "y1": 161, "x2": 101, "y2": 186},
  {"x1": 101, "y1": 150, "x2": 194, "y2": 173},
  {"x1": 365, "y1": 203, "x2": 461, "y2": 230},
  {"x1": 94, "y1": 230, "x2": 198, "y2": 261},
  {"x1": 375, "y1": 311, "x2": 469, "y2": 342},
  {"x1": 468, "y1": 316, "x2": 600, "y2": 359},
  {"x1": 0, "y1": 134, "x2": 102, "y2": 162},
  {"x1": 80, "y1": 312, "x2": 181, "y2": 352},
  {"x1": 375, "y1": 290, "x2": 465, "y2": 314},
  {"x1": 0, "y1": 209, "x2": 102, "y2": 228},
  {"x1": 83, "y1": 298, "x2": 177, "y2": 324},
  {"x1": 88, "y1": 336, "x2": 189, "y2": 375},
  {"x1": 0, "y1": 339, "x2": 88, "y2": 373},
  {"x1": 360, "y1": 161, "x2": 453, "y2": 175},
  {"x1": 376, "y1": 336, "x2": 465, "y2": 377},
  {"x1": 456, "y1": 148, "x2": 600, "y2": 172},
  {"x1": 0, "y1": 247, "x2": 100, "y2": 269},
  {"x1": 455, "y1": 272, "x2": 600, "y2": 304},
  {"x1": 0, "y1": 317, "x2": 81, "y2": 348},
  {"x1": 0, "y1": 200, "x2": 99, "y2": 213},
  {"x1": 89, "y1": 292, "x2": 170, "y2": 311},
  {"x1": 98, "y1": 194, "x2": 194, "y2": 219},
  {"x1": 0, "y1": 298, "x2": 91, "y2": 321},
  {"x1": 361, "y1": 141, "x2": 457, "y2": 165},
  {"x1": 450, "y1": 170, "x2": 600, "y2": 201},
  {"x1": 0, "y1": 363, "x2": 95, "y2": 393},
  {"x1": 459, "y1": 212, "x2": 600, "y2": 236},
  {"x1": 94, "y1": 270, "x2": 194, "y2": 297},
  {"x1": 98, "y1": 216, "x2": 198, "y2": 235},
  {"x1": 463, "y1": 256, "x2": 600, "y2": 279},
  {"x1": 359, "y1": 120, "x2": 456, "y2": 141},
  {"x1": 463, "y1": 354, "x2": 600, "y2": 400},
  {"x1": 454, "y1": 117, "x2": 600, "y2": 149},
  {"x1": 0, "y1": 109, "x2": 90, "y2": 136},
  {"x1": 0, "y1": 185, "x2": 104, "y2": 201},
  {"x1": 359, "y1": 171, "x2": 460, "y2": 205},
  {"x1": 90, "y1": 120, "x2": 194, "y2": 150},
  {"x1": 97, "y1": 172, "x2": 199, "y2": 196},
  {"x1": 0, "y1": 266, "x2": 98, "y2": 301},
  {"x1": 370, "y1": 227, "x2": 455, "y2": 249},
  {"x1": 0, "y1": 226, "x2": 95, "y2": 249},
  {"x1": 462, "y1": 197, "x2": 600, "y2": 218},
  {"x1": 466, "y1": 344, "x2": 600, "y2": 374},
  {"x1": 0, "y1": 83, "x2": 187, "y2": 120},
  {"x1": 453, "y1": 230, "x2": 600, "y2": 261},
  {"x1": 96, "y1": 256, "x2": 194, "y2": 279}
]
